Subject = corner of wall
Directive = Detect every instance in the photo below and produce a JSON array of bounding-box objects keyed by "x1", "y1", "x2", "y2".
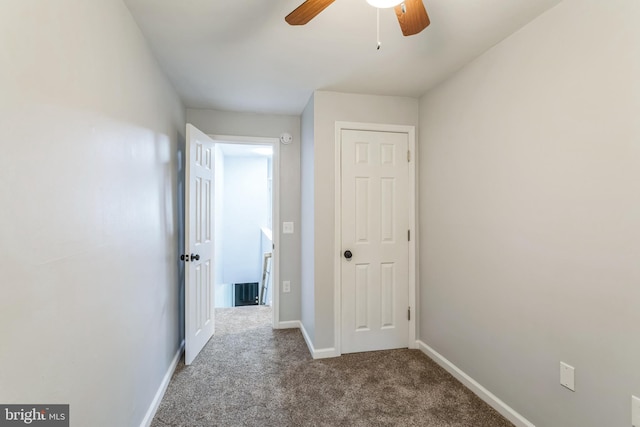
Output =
[{"x1": 300, "y1": 93, "x2": 316, "y2": 346}]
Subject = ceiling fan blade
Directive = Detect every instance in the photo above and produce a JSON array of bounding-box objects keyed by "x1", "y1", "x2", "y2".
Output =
[
  {"x1": 285, "y1": 0, "x2": 336, "y2": 25},
  {"x1": 394, "y1": 0, "x2": 430, "y2": 36}
]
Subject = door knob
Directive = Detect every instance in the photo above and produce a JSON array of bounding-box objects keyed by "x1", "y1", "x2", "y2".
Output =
[
  {"x1": 180, "y1": 254, "x2": 188, "y2": 262},
  {"x1": 190, "y1": 253, "x2": 200, "y2": 261},
  {"x1": 344, "y1": 250, "x2": 352, "y2": 259}
]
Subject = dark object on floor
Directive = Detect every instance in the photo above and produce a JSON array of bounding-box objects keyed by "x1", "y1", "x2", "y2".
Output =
[{"x1": 234, "y1": 282, "x2": 259, "y2": 306}]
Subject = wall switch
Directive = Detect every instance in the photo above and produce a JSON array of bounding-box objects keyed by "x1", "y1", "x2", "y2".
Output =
[
  {"x1": 282, "y1": 222, "x2": 294, "y2": 234},
  {"x1": 560, "y1": 362, "x2": 575, "y2": 391},
  {"x1": 632, "y1": 395, "x2": 640, "y2": 427},
  {"x1": 283, "y1": 281, "x2": 291, "y2": 293}
]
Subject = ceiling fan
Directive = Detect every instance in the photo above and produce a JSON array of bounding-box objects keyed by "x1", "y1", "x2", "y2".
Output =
[{"x1": 285, "y1": 0, "x2": 430, "y2": 36}]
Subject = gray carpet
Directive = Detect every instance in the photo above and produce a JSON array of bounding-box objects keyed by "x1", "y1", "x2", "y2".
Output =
[{"x1": 151, "y1": 306, "x2": 514, "y2": 427}]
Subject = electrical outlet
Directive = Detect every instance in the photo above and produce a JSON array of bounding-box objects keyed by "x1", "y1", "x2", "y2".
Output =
[
  {"x1": 283, "y1": 281, "x2": 291, "y2": 293},
  {"x1": 283, "y1": 222, "x2": 294, "y2": 234},
  {"x1": 560, "y1": 362, "x2": 575, "y2": 391},
  {"x1": 632, "y1": 395, "x2": 640, "y2": 427}
]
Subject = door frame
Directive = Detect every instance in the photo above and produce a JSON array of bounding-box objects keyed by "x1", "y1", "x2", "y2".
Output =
[
  {"x1": 333, "y1": 121, "x2": 417, "y2": 355},
  {"x1": 209, "y1": 134, "x2": 280, "y2": 328}
]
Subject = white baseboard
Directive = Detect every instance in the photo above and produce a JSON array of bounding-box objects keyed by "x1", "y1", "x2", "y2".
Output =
[
  {"x1": 275, "y1": 320, "x2": 301, "y2": 329},
  {"x1": 299, "y1": 322, "x2": 339, "y2": 359},
  {"x1": 140, "y1": 340, "x2": 184, "y2": 427},
  {"x1": 311, "y1": 346, "x2": 339, "y2": 359},
  {"x1": 417, "y1": 340, "x2": 535, "y2": 427},
  {"x1": 272, "y1": 320, "x2": 341, "y2": 359}
]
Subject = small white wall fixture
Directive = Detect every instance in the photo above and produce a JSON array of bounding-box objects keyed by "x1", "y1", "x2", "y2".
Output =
[{"x1": 333, "y1": 121, "x2": 417, "y2": 356}]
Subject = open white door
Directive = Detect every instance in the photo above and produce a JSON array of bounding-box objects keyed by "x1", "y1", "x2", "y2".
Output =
[{"x1": 184, "y1": 124, "x2": 216, "y2": 365}]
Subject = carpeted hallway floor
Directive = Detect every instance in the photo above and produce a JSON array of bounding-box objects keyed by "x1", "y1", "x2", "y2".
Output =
[{"x1": 151, "y1": 306, "x2": 514, "y2": 427}]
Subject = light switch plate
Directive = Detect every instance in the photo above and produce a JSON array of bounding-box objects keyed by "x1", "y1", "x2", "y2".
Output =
[
  {"x1": 283, "y1": 222, "x2": 294, "y2": 234},
  {"x1": 632, "y1": 395, "x2": 640, "y2": 427},
  {"x1": 560, "y1": 362, "x2": 575, "y2": 391}
]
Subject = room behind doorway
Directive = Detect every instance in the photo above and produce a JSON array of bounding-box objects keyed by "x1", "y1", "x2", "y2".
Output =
[{"x1": 213, "y1": 143, "x2": 274, "y2": 311}]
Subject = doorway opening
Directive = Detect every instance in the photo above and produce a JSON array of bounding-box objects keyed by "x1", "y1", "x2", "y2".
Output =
[{"x1": 211, "y1": 136, "x2": 279, "y2": 329}]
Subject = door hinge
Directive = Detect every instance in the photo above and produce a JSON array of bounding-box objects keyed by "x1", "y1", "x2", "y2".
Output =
[
  {"x1": 408, "y1": 229, "x2": 410, "y2": 241},
  {"x1": 408, "y1": 306, "x2": 411, "y2": 321},
  {"x1": 407, "y1": 150, "x2": 411, "y2": 162}
]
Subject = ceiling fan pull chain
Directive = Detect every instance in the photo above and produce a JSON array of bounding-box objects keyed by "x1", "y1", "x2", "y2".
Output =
[{"x1": 376, "y1": 7, "x2": 381, "y2": 50}]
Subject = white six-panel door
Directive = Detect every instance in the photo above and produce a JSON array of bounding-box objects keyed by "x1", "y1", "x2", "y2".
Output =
[
  {"x1": 340, "y1": 129, "x2": 410, "y2": 354},
  {"x1": 185, "y1": 124, "x2": 216, "y2": 365}
]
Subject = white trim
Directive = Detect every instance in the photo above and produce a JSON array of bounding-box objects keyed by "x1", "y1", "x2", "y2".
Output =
[
  {"x1": 412, "y1": 129, "x2": 420, "y2": 348},
  {"x1": 140, "y1": 341, "x2": 185, "y2": 427},
  {"x1": 208, "y1": 134, "x2": 280, "y2": 329},
  {"x1": 272, "y1": 320, "x2": 339, "y2": 359},
  {"x1": 275, "y1": 320, "x2": 300, "y2": 329},
  {"x1": 208, "y1": 134, "x2": 278, "y2": 145},
  {"x1": 311, "y1": 347, "x2": 340, "y2": 359},
  {"x1": 333, "y1": 122, "x2": 418, "y2": 355},
  {"x1": 272, "y1": 141, "x2": 281, "y2": 328},
  {"x1": 299, "y1": 321, "x2": 340, "y2": 359},
  {"x1": 407, "y1": 126, "x2": 417, "y2": 349},
  {"x1": 417, "y1": 340, "x2": 536, "y2": 427},
  {"x1": 333, "y1": 125, "x2": 342, "y2": 356}
]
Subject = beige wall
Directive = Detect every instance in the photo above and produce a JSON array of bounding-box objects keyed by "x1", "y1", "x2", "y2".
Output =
[
  {"x1": 186, "y1": 108, "x2": 301, "y2": 322},
  {"x1": 309, "y1": 91, "x2": 419, "y2": 350},
  {"x1": 0, "y1": 1, "x2": 185, "y2": 426},
  {"x1": 418, "y1": 0, "x2": 640, "y2": 426}
]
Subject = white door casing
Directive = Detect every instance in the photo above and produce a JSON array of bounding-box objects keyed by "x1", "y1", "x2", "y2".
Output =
[
  {"x1": 340, "y1": 128, "x2": 410, "y2": 354},
  {"x1": 185, "y1": 124, "x2": 216, "y2": 365}
]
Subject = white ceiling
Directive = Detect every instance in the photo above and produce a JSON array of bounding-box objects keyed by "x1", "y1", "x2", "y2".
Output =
[{"x1": 124, "y1": 0, "x2": 563, "y2": 115}]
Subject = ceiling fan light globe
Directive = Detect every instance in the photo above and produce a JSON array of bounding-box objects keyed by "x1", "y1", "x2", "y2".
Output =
[{"x1": 366, "y1": 0, "x2": 403, "y2": 8}]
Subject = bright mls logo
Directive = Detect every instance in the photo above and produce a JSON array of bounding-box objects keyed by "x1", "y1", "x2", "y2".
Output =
[{"x1": 0, "y1": 405, "x2": 68, "y2": 427}]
